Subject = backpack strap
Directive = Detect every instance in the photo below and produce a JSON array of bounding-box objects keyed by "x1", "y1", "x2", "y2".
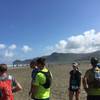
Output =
[{"x1": 0, "y1": 75, "x2": 13, "y2": 81}]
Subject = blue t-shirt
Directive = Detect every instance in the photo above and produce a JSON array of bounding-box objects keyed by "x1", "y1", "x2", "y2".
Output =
[{"x1": 31, "y1": 68, "x2": 39, "y2": 80}]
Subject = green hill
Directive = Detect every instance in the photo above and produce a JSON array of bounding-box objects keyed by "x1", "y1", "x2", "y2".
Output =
[{"x1": 13, "y1": 51, "x2": 100, "y2": 65}]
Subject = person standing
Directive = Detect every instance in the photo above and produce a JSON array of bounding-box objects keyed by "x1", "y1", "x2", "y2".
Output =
[
  {"x1": 0, "y1": 64, "x2": 22, "y2": 100},
  {"x1": 29, "y1": 60, "x2": 39, "y2": 96},
  {"x1": 68, "y1": 62, "x2": 81, "y2": 100},
  {"x1": 31, "y1": 58, "x2": 52, "y2": 100},
  {"x1": 83, "y1": 57, "x2": 100, "y2": 100}
]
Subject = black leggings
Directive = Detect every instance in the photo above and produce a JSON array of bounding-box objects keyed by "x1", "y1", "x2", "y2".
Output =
[{"x1": 87, "y1": 95, "x2": 100, "y2": 100}]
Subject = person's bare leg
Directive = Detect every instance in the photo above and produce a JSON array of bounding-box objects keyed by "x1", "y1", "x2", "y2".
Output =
[
  {"x1": 69, "y1": 91, "x2": 74, "y2": 100},
  {"x1": 75, "y1": 91, "x2": 80, "y2": 100}
]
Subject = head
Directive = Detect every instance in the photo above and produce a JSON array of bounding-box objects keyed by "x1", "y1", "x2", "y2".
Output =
[
  {"x1": 90, "y1": 57, "x2": 98, "y2": 68},
  {"x1": 0, "y1": 64, "x2": 7, "y2": 74},
  {"x1": 72, "y1": 62, "x2": 79, "y2": 70},
  {"x1": 30, "y1": 60, "x2": 36, "y2": 69},
  {"x1": 36, "y1": 57, "x2": 45, "y2": 69}
]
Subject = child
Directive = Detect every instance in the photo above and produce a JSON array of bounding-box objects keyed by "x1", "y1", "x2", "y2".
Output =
[
  {"x1": 0, "y1": 64, "x2": 22, "y2": 100},
  {"x1": 68, "y1": 62, "x2": 81, "y2": 100},
  {"x1": 29, "y1": 60, "x2": 39, "y2": 96}
]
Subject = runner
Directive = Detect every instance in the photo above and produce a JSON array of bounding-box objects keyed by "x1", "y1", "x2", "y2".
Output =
[
  {"x1": 31, "y1": 58, "x2": 52, "y2": 100},
  {"x1": 83, "y1": 57, "x2": 100, "y2": 100},
  {"x1": 29, "y1": 60, "x2": 39, "y2": 96},
  {"x1": 68, "y1": 62, "x2": 81, "y2": 100},
  {"x1": 0, "y1": 64, "x2": 22, "y2": 100}
]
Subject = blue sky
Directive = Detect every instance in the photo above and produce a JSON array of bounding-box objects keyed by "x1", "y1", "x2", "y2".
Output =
[{"x1": 0, "y1": 0, "x2": 100, "y2": 64}]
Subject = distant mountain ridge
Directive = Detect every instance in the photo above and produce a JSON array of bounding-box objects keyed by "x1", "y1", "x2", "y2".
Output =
[{"x1": 13, "y1": 50, "x2": 100, "y2": 65}]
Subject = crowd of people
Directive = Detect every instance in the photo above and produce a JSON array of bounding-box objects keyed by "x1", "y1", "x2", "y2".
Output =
[{"x1": 0, "y1": 57, "x2": 100, "y2": 100}]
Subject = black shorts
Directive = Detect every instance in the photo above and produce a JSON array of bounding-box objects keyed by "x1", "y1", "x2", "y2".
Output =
[
  {"x1": 69, "y1": 86, "x2": 79, "y2": 91},
  {"x1": 69, "y1": 88, "x2": 79, "y2": 94},
  {"x1": 87, "y1": 95, "x2": 100, "y2": 100}
]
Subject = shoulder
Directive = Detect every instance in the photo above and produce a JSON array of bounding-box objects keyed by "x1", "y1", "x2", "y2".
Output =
[
  {"x1": 42, "y1": 67, "x2": 49, "y2": 72},
  {"x1": 32, "y1": 68, "x2": 39, "y2": 73},
  {"x1": 36, "y1": 68, "x2": 48, "y2": 79},
  {"x1": 0, "y1": 74, "x2": 14, "y2": 81},
  {"x1": 70, "y1": 70, "x2": 73, "y2": 74},
  {"x1": 84, "y1": 68, "x2": 93, "y2": 77},
  {"x1": 85, "y1": 69, "x2": 93, "y2": 74},
  {"x1": 32, "y1": 68, "x2": 39, "y2": 75},
  {"x1": 8, "y1": 75, "x2": 13, "y2": 79},
  {"x1": 8, "y1": 75, "x2": 17, "y2": 84},
  {"x1": 77, "y1": 70, "x2": 82, "y2": 75}
]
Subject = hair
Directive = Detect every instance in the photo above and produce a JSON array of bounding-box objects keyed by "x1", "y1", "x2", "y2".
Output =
[
  {"x1": 90, "y1": 57, "x2": 98, "y2": 66},
  {"x1": 36, "y1": 57, "x2": 45, "y2": 66},
  {"x1": 0, "y1": 64, "x2": 7, "y2": 73},
  {"x1": 30, "y1": 60, "x2": 36, "y2": 67}
]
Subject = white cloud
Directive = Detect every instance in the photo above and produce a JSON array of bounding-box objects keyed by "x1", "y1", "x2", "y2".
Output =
[
  {"x1": 55, "y1": 40, "x2": 67, "y2": 53},
  {"x1": 0, "y1": 44, "x2": 6, "y2": 49},
  {"x1": 56, "y1": 40, "x2": 67, "y2": 49},
  {"x1": 4, "y1": 50, "x2": 14, "y2": 57},
  {"x1": 0, "y1": 44, "x2": 33, "y2": 64},
  {"x1": 45, "y1": 29, "x2": 100, "y2": 54},
  {"x1": 22, "y1": 45, "x2": 32, "y2": 53},
  {"x1": 9, "y1": 44, "x2": 16, "y2": 50},
  {"x1": 0, "y1": 44, "x2": 17, "y2": 60}
]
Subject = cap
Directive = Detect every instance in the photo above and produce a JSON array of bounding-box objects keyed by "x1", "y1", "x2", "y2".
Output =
[{"x1": 72, "y1": 62, "x2": 79, "y2": 67}]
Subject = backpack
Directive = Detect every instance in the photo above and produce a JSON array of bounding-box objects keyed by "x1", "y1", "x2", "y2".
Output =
[
  {"x1": 93, "y1": 64, "x2": 100, "y2": 88},
  {"x1": 94, "y1": 64, "x2": 100, "y2": 80},
  {"x1": 39, "y1": 70, "x2": 52, "y2": 89},
  {"x1": 0, "y1": 75, "x2": 14, "y2": 100}
]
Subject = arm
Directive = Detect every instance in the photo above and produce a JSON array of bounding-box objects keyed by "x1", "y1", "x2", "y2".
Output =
[
  {"x1": 68, "y1": 71, "x2": 71, "y2": 90},
  {"x1": 77, "y1": 74, "x2": 82, "y2": 93},
  {"x1": 82, "y1": 71, "x2": 89, "y2": 92},
  {"x1": 12, "y1": 79, "x2": 22, "y2": 93},
  {"x1": 29, "y1": 80, "x2": 32, "y2": 96},
  {"x1": 29, "y1": 79, "x2": 35, "y2": 96},
  {"x1": 30, "y1": 84, "x2": 38, "y2": 98},
  {"x1": 78, "y1": 72, "x2": 82, "y2": 89},
  {"x1": 83, "y1": 77, "x2": 88, "y2": 91},
  {"x1": 30, "y1": 73, "x2": 41, "y2": 98}
]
